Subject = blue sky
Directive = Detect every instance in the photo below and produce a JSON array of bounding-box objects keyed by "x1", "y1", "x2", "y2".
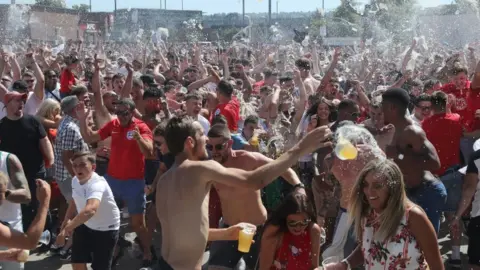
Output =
[{"x1": 12, "y1": 0, "x2": 453, "y2": 13}]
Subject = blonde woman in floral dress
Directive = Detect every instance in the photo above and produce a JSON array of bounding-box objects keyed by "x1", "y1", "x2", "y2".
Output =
[{"x1": 323, "y1": 159, "x2": 444, "y2": 270}]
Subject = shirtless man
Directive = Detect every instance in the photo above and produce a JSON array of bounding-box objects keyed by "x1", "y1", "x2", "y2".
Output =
[
  {"x1": 156, "y1": 116, "x2": 331, "y2": 270},
  {"x1": 206, "y1": 124, "x2": 303, "y2": 269},
  {"x1": 91, "y1": 57, "x2": 117, "y2": 176},
  {"x1": 295, "y1": 58, "x2": 320, "y2": 96},
  {"x1": 382, "y1": 88, "x2": 446, "y2": 233}
]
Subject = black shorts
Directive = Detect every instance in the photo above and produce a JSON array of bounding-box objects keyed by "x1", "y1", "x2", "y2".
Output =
[
  {"x1": 71, "y1": 224, "x2": 119, "y2": 270},
  {"x1": 468, "y1": 216, "x2": 480, "y2": 266}
]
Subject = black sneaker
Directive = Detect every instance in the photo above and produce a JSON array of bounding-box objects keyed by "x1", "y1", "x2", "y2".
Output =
[
  {"x1": 59, "y1": 249, "x2": 71, "y2": 261},
  {"x1": 448, "y1": 259, "x2": 462, "y2": 268}
]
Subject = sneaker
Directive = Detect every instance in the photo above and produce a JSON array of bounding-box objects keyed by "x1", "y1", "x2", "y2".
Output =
[
  {"x1": 59, "y1": 249, "x2": 71, "y2": 261},
  {"x1": 448, "y1": 259, "x2": 462, "y2": 268},
  {"x1": 140, "y1": 259, "x2": 154, "y2": 270}
]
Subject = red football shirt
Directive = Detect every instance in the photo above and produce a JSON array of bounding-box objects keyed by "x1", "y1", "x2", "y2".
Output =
[
  {"x1": 422, "y1": 113, "x2": 462, "y2": 176},
  {"x1": 441, "y1": 81, "x2": 470, "y2": 123},
  {"x1": 211, "y1": 97, "x2": 240, "y2": 132},
  {"x1": 60, "y1": 68, "x2": 75, "y2": 94},
  {"x1": 98, "y1": 118, "x2": 153, "y2": 180}
]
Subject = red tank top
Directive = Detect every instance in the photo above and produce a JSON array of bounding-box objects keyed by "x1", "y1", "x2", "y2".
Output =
[{"x1": 271, "y1": 229, "x2": 312, "y2": 270}]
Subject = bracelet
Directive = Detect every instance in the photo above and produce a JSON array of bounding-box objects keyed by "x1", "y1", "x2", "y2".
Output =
[
  {"x1": 341, "y1": 259, "x2": 352, "y2": 270},
  {"x1": 292, "y1": 183, "x2": 305, "y2": 189}
]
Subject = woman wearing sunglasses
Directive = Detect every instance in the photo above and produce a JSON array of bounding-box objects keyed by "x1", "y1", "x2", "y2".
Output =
[{"x1": 259, "y1": 192, "x2": 323, "y2": 270}]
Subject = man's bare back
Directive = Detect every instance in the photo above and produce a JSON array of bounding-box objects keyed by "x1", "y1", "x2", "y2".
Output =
[{"x1": 156, "y1": 160, "x2": 211, "y2": 270}]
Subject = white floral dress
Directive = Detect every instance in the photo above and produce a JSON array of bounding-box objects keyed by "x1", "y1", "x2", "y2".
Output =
[{"x1": 361, "y1": 207, "x2": 428, "y2": 270}]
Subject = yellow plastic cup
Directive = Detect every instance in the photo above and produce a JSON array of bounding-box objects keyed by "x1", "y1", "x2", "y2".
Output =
[
  {"x1": 17, "y1": 250, "x2": 29, "y2": 262},
  {"x1": 335, "y1": 138, "x2": 358, "y2": 160},
  {"x1": 238, "y1": 223, "x2": 256, "y2": 253}
]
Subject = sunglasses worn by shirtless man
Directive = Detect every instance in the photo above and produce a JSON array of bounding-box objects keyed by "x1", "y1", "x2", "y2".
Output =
[{"x1": 156, "y1": 116, "x2": 332, "y2": 270}]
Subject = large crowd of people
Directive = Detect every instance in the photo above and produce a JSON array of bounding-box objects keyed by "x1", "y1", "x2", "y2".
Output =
[{"x1": 0, "y1": 31, "x2": 477, "y2": 270}]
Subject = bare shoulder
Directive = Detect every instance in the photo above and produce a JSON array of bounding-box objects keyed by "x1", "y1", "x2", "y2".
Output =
[
  {"x1": 234, "y1": 150, "x2": 272, "y2": 169},
  {"x1": 309, "y1": 223, "x2": 322, "y2": 235},
  {"x1": 407, "y1": 204, "x2": 430, "y2": 227},
  {"x1": 405, "y1": 124, "x2": 426, "y2": 137}
]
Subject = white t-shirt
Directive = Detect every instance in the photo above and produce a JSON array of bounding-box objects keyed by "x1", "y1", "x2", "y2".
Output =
[
  {"x1": 24, "y1": 92, "x2": 43, "y2": 116},
  {"x1": 198, "y1": 114, "x2": 210, "y2": 136},
  {"x1": 71, "y1": 172, "x2": 120, "y2": 231}
]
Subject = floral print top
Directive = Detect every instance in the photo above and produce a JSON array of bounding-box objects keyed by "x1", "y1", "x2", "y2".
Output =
[{"x1": 361, "y1": 207, "x2": 428, "y2": 270}]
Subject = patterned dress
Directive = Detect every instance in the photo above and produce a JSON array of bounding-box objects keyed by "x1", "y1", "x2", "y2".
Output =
[
  {"x1": 361, "y1": 207, "x2": 428, "y2": 270},
  {"x1": 271, "y1": 229, "x2": 312, "y2": 270}
]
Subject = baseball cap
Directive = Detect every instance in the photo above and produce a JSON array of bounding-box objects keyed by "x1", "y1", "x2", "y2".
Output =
[
  {"x1": 4, "y1": 91, "x2": 27, "y2": 104},
  {"x1": 11, "y1": 80, "x2": 28, "y2": 92}
]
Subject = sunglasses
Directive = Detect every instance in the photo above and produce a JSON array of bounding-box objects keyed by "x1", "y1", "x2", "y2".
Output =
[
  {"x1": 25, "y1": 79, "x2": 35, "y2": 83},
  {"x1": 351, "y1": 112, "x2": 360, "y2": 119},
  {"x1": 206, "y1": 142, "x2": 227, "y2": 151},
  {"x1": 287, "y1": 219, "x2": 311, "y2": 228},
  {"x1": 116, "y1": 110, "x2": 130, "y2": 117}
]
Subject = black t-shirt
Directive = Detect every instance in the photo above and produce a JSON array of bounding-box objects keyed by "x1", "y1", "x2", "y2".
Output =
[
  {"x1": 466, "y1": 150, "x2": 480, "y2": 174},
  {"x1": 0, "y1": 115, "x2": 47, "y2": 180}
]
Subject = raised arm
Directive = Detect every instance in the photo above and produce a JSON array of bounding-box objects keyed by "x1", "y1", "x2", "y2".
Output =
[
  {"x1": 27, "y1": 53, "x2": 45, "y2": 101},
  {"x1": 203, "y1": 126, "x2": 331, "y2": 189}
]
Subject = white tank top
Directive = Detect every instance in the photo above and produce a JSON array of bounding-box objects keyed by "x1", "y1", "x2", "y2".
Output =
[{"x1": 0, "y1": 151, "x2": 23, "y2": 231}]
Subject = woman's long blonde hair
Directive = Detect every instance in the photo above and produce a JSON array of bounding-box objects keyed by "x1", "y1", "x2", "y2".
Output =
[
  {"x1": 349, "y1": 159, "x2": 408, "y2": 243},
  {"x1": 36, "y1": 99, "x2": 60, "y2": 120}
]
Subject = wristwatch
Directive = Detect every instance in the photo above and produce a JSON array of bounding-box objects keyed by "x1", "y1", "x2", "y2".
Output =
[{"x1": 341, "y1": 259, "x2": 352, "y2": 270}]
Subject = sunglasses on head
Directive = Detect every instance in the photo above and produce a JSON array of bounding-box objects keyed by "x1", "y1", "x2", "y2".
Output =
[
  {"x1": 287, "y1": 219, "x2": 311, "y2": 228},
  {"x1": 206, "y1": 142, "x2": 227, "y2": 151}
]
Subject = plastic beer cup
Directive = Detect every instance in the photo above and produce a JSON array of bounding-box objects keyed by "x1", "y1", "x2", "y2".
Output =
[
  {"x1": 238, "y1": 223, "x2": 256, "y2": 253},
  {"x1": 322, "y1": 256, "x2": 340, "y2": 269}
]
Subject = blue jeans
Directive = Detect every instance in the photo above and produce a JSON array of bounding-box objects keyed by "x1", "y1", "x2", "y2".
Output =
[
  {"x1": 440, "y1": 167, "x2": 464, "y2": 212},
  {"x1": 406, "y1": 180, "x2": 447, "y2": 234}
]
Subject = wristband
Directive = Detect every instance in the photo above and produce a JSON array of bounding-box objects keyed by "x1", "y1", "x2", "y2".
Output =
[{"x1": 5, "y1": 190, "x2": 11, "y2": 199}]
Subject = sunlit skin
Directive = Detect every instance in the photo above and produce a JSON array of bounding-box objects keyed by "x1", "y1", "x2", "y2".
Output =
[
  {"x1": 154, "y1": 135, "x2": 169, "y2": 156},
  {"x1": 189, "y1": 122, "x2": 209, "y2": 161},
  {"x1": 362, "y1": 171, "x2": 389, "y2": 212},
  {"x1": 0, "y1": 182, "x2": 7, "y2": 206},
  {"x1": 206, "y1": 136, "x2": 231, "y2": 164},
  {"x1": 286, "y1": 213, "x2": 310, "y2": 236},
  {"x1": 185, "y1": 98, "x2": 202, "y2": 117},
  {"x1": 242, "y1": 122, "x2": 258, "y2": 141},
  {"x1": 77, "y1": 92, "x2": 91, "y2": 108},
  {"x1": 72, "y1": 156, "x2": 96, "y2": 183},
  {"x1": 369, "y1": 106, "x2": 385, "y2": 129},
  {"x1": 102, "y1": 92, "x2": 118, "y2": 113},
  {"x1": 316, "y1": 103, "x2": 330, "y2": 121},
  {"x1": 7, "y1": 97, "x2": 25, "y2": 118},
  {"x1": 114, "y1": 104, "x2": 133, "y2": 127},
  {"x1": 113, "y1": 77, "x2": 125, "y2": 93},
  {"x1": 414, "y1": 101, "x2": 432, "y2": 121},
  {"x1": 451, "y1": 72, "x2": 468, "y2": 90},
  {"x1": 22, "y1": 75, "x2": 35, "y2": 92}
]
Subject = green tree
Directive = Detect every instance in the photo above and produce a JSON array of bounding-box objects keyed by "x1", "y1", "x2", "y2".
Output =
[
  {"x1": 34, "y1": 0, "x2": 67, "y2": 8},
  {"x1": 72, "y1": 4, "x2": 90, "y2": 13}
]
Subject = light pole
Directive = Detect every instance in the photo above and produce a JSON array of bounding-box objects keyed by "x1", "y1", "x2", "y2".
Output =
[
  {"x1": 164, "y1": 0, "x2": 167, "y2": 9},
  {"x1": 276, "y1": 0, "x2": 279, "y2": 15},
  {"x1": 182, "y1": 0, "x2": 184, "y2": 10},
  {"x1": 268, "y1": 0, "x2": 272, "y2": 25},
  {"x1": 242, "y1": 0, "x2": 245, "y2": 26},
  {"x1": 89, "y1": 0, "x2": 92, "y2": 12}
]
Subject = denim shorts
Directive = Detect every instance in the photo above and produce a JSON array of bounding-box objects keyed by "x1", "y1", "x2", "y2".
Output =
[
  {"x1": 406, "y1": 180, "x2": 447, "y2": 234},
  {"x1": 104, "y1": 174, "x2": 146, "y2": 215},
  {"x1": 439, "y1": 169, "x2": 464, "y2": 212}
]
